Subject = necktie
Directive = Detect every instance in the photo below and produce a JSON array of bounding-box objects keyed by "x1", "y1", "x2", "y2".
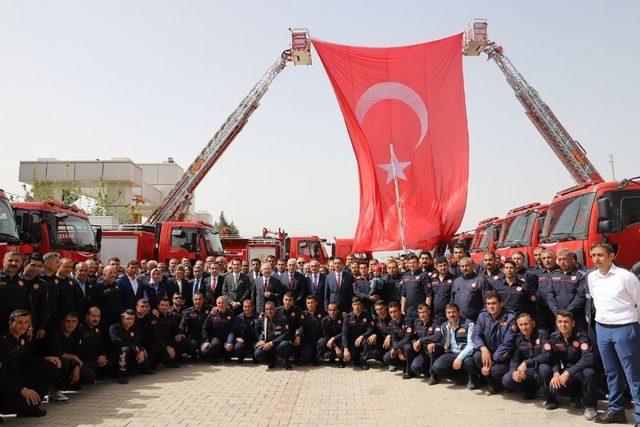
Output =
[
  {"x1": 234, "y1": 274, "x2": 238, "y2": 286},
  {"x1": 264, "y1": 278, "x2": 268, "y2": 291},
  {"x1": 313, "y1": 275, "x2": 318, "y2": 292},
  {"x1": 211, "y1": 277, "x2": 216, "y2": 293},
  {"x1": 289, "y1": 274, "x2": 294, "y2": 287},
  {"x1": 337, "y1": 272, "x2": 341, "y2": 290},
  {"x1": 194, "y1": 280, "x2": 199, "y2": 295}
]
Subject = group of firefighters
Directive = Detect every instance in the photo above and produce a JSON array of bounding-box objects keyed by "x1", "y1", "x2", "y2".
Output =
[{"x1": 0, "y1": 243, "x2": 639, "y2": 425}]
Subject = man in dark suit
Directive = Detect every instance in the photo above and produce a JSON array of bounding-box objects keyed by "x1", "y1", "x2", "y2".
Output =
[
  {"x1": 252, "y1": 262, "x2": 284, "y2": 313},
  {"x1": 222, "y1": 259, "x2": 253, "y2": 313},
  {"x1": 306, "y1": 260, "x2": 327, "y2": 312},
  {"x1": 324, "y1": 257, "x2": 354, "y2": 315},
  {"x1": 249, "y1": 258, "x2": 262, "y2": 282},
  {"x1": 117, "y1": 260, "x2": 156, "y2": 311},
  {"x1": 282, "y1": 258, "x2": 307, "y2": 309},
  {"x1": 187, "y1": 264, "x2": 207, "y2": 307},
  {"x1": 204, "y1": 263, "x2": 224, "y2": 306}
]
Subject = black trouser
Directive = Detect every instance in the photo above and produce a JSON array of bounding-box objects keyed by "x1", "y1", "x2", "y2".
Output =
[
  {"x1": 231, "y1": 339, "x2": 255, "y2": 361},
  {"x1": 300, "y1": 341, "x2": 319, "y2": 364},
  {"x1": 407, "y1": 346, "x2": 442, "y2": 377},
  {"x1": 382, "y1": 349, "x2": 404, "y2": 369},
  {"x1": 367, "y1": 343, "x2": 387, "y2": 363},
  {"x1": 431, "y1": 352, "x2": 468, "y2": 384},
  {"x1": 545, "y1": 367, "x2": 599, "y2": 407},
  {"x1": 254, "y1": 341, "x2": 293, "y2": 366},
  {"x1": 502, "y1": 363, "x2": 551, "y2": 396},
  {"x1": 201, "y1": 337, "x2": 233, "y2": 362},
  {"x1": 464, "y1": 350, "x2": 510, "y2": 388},
  {"x1": 345, "y1": 341, "x2": 369, "y2": 366},
  {"x1": 316, "y1": 337, "x2": 342, "y2": 361},
  {"x1": 0, "y1": 362, "x2": 57, "y2": 415},
  {"x1": 110, "y1": 346, "x2": 150, "y2": 378}
]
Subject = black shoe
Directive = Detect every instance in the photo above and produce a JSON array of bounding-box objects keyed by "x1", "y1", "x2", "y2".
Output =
[
  {"x1": 523, "y1": 390, "x2": 537, "y2": 400},
  {"x1": 117, "y1": 376, "x2": 129, "y2": 384},
  {"x1": 237, "y1": 358, "x2": 244, "y2": 364},
  {"x1": 544, "y1": 398, "x2": 559, "y2": 410},
  {"x1": 267, "y1": 362, "x2": 275, "y2": 369},
  {"x1": 594, "y1": 410, "x2": 627, "y2": 424},
  {"x1": 402, "y1": 373, "x2": 412, "y2": 380},
  {"x1": 361, "y1": 363, "x2": 370, "y2": 371},
  {"x1": 426, "y1": 375, "x2": 438, "y2": 386},
  {"x1": 467, "y1": 379, "x2": 479, "y2": 390},
  {"x1": 312, "y1": 360, "x2": 320, "y2": 367},
  {"x1": 140, "y1": 367, "x2": 155, "y2": 375},
  {"x1": 284, "y1": 364, "x2": 293, "y2": 371},
  {"x1": 486, "y1": 384, "x2": 499, "y2": 395},
  {"x1": 17, "y1": 406, "x2": 47, "y2": 418},
  {"x1": 338, "y1": 361, "x2": 346, "y2": 368},
  {"x1": 166, "y1": 362, "x2": 179, "y2": 368},
  {"x1": 68, "y1": 383, "x2": 82, "y2": 391},
  {"x1": 569, "y1": 395, "x2": 583, "y2": 409}
]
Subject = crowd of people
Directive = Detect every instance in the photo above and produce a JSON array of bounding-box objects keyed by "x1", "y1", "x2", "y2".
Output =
[{"x1": 0, "y1": 243, "x2": 639, "y2": 425}]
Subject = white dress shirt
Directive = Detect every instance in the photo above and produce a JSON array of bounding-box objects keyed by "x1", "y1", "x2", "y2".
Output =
[
  {"x1": 129, "y1": 275, "x2": 139, "y2": 295},
  {"x1": 588, "y1": 264, "x2": 640, "y2": 325}
]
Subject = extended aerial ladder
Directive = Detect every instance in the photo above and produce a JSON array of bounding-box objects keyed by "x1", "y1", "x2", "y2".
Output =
[
  {"x1": 462, "y1": 19, "x2": 604, "y2": 185},
  {"x1": 145, "y1": 29, "x2": 312, "y2": 226}
]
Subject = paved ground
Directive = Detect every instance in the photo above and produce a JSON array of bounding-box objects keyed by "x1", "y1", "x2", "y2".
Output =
[{"x1": 4, "y1": 362, "x2": 632, "y2": 426}]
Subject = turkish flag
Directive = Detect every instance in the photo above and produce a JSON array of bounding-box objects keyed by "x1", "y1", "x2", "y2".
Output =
[{"x1": 312, "y1": 34, "x2": 469, "y2": 252}]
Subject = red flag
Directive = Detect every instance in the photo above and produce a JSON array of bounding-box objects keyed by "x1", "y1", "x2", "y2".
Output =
[{"x1": 312, "y1": 34, "x2": 469, "y2": 252}]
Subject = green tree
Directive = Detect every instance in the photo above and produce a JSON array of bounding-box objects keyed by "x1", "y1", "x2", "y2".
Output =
[{"x1": 214, "y1": 211, "x2": 239, "y2": 236}]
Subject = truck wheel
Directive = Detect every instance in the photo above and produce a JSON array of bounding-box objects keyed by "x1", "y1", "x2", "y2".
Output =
[{"x1": 632, "y1": 261, "x2": 640, "y2": 276}]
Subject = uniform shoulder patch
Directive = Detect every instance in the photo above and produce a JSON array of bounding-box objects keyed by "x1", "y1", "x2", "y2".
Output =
[
  {"x1": 510, "y1": 324, "x2": 517, "y2": 331},
  {"x1": 572, "y1": 340, "x2": 580, "y2": 348},
  {"x1": 516, "y1": 287, "x2": 522, "y2": 292},
  {"x1": 406, "y1": 327, "x2": 412, "y2": 333},
  {"x1": 530, "y1": 295, "x2": 537, "y2": 301},
  {"x1": 471, "y1": 282, "x2": 477, "y2": 288},
  {"x1": 580, "y1": 342, "x2": 589, "y2": 351},
  {"x1": 544, "y1": 343, "x2": 552, "y2": 351}
]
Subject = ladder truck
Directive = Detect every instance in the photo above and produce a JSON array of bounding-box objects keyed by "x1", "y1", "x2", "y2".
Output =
[
  {"x1": 463, "y1": 19, "x2": 640, "y2": 269},
  {"x1": 101, "y1": 29, "x2": 327, "y2": 264}
]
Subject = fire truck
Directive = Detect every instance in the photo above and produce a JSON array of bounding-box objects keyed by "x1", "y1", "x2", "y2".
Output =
[
  {"x1": 495, "y1": 203, "x2": 548, "y2": 264},
  {"x1": 469, "y1": 217, "x2": 503, "y2": 264},
  {"x1": 100, "y1": 29, "x2": 319, "y2": 264},
  {"x1": 220, "y1": 228, "x2": 328, "y2": 264},
  {"x1": 12, "y1": 200, "x2": 101, "y2": 262},
  {"x1": 463, "y1": 20, "x2": 640, "y2": 270},
  {"x1": 0, "y1": 189, "x2": 20, "y2": 259}
]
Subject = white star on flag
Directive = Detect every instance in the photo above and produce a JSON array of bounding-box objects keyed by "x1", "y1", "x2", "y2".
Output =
[{"x1": 378, "y1": 158, "x2": 411, "y2": 184}]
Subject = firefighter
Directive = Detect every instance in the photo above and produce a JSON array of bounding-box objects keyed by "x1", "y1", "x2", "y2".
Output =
[
  {"x1": 341, "y1": 297, "x2": 374, "y2": 370},
  {"x1": 253, "y1": 301, "x2": 292, "y2": 370},
  {"x1": 451, "y1": 258, "x2": 492, "y2": 322},
  {"x1": 318, "y1": 302, "x2": 344, "y2": 365},
  {"x1": 297, "y1": 295, "x2": 325, "y2": 365},
  {"x1": 178, "y1": 292, "x2": 209, "y2": 359},
  {"x1": 426, "y1": 256, "x2": 455, "y2": 326},
  {"x1": 201, "y1": 296, "x2": 235, "y2": 363},
  {"x1": 108, "y1": 309, "x2": 153, "y2": 384}
]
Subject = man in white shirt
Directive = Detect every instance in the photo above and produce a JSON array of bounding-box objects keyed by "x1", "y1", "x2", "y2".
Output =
[{"x1": 587, "y1": 242, "x2": 640, "y2": 426}]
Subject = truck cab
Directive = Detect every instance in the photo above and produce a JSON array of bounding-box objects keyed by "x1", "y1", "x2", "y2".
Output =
[
  {"x1": 0, "y1": 190, "x2": 20, "y2": 259},
  {"x1": 13, "y1": 200, "x2": 101, "y2": 262},
  {"x1": 496, "y1": 203, "x2": 548, "y2": 265},
  {"x1": 470, "y1": 217, "x2": 503, "y2": 265},
  {"x1": 159, "y1": 221, "x2": 224, "y2": 263},
  {"x1": 541, "y1": 179, "x2": 640, "y2": 269}
]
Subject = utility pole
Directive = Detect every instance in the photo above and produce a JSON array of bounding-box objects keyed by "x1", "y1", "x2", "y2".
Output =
[{"x1": 608, "y1": 153, "x2": 616, "y2": 181}]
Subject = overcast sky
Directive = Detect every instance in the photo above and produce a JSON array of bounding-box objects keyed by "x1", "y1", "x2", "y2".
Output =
[{"x1": 1, "y1": 1, "x2": 638, "y2": 242}]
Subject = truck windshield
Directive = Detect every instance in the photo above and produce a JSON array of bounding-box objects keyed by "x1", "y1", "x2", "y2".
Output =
[
  {"x1": 471, "y1": 226, "x2": 493, "y2": 252},
  {"x1": 502, "y1": 212, "x2": 536, "y2": 247},
  {"x1": 51, "y1": 215, "x2": 97, "y2": 250},
  {"x1": 600, "y1": 189, "x2": 640, "y2": 232},
  {"x1": 542, "y1": 193, "x2": 596, "y2": 241},
  {"x1": 0, "y1": 198, "x2": 19, "y2": 243},
  {"x1": 203, "y1": 230, "x2": 223, "y2": 255}
]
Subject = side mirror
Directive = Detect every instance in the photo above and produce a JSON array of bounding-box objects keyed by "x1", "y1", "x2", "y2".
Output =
[
  {"x1": 299, "y1": 241, "x2": 308, "y2": 248},
  {"x1": 171, "y1": 228, "x2": 184, "y2": 238},
  {"x1": 597, "y1": 197, "x2": 612, "y2": 221},
  {"x1": 598, "y1": 220, "x2": 613, "y2": 234},
  {"x1": 95, "y1": 227, "x2": 102, "y2": 251}
]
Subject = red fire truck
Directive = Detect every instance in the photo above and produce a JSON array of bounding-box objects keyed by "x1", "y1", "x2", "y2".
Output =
[
  {"x1": 12, "y1": 200, "x2": 101, "y2": 262},
  {"x1": 463, "y1": 20, "x2": 640, "y2": 270},
  {"x1": 220, "y1": 228, "x2": 328, "y2": 264},
  {"x1": 0, "y1": 190, "x2": 20, "y2": 259},
  {"x1": 495, "y1": 203, "x2": 548, "y2": 264},
  {"x1": 469, "y1": 217, "x2": 503, "y2": 264}
]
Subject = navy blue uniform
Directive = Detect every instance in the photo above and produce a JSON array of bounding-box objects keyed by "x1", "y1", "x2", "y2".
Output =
[
  {"x1": 369, "y1": 314, "x2": 392, "y2": 362},
  {"x1": 547, "y1": 268, "x2": 586, "y2": 329},
  {"x1": 253, "y1": 313, "x2": 293, "y2": 367},
  {"x1": 341, "y1": 311, "x2": 374, "y2": 366},
  {"x1": 179, "y1": 306, "x2": 209, "y2": 358},
  {"x1": 534, "y1": 268, "x2": 559, "y2": 332},
  {"x1": 425, "y1": 273, "x2": 454, "y2": 325},
  {"x1": 383, "y1": 316, "x2": 409, "y2": 369},
  {"x1": 297, "y1": 309, "x2": 325, "y2": 363},
  {"x1": 451, "y1": 272, "x2": 492, "y2": 322},
  {"x1": 201, "y1": 309, "x2": 235, "y2": 361},
  {"x1": 318, "y1": 314, "x2": 343, "y2": 361},
  {"x1": 492, "y1": 277, "x2": 531, "y2": 315},
  {"x1": 545, "y1": 330, "x2": 598, "y2": 407},
  {"x1": 77, "y1": 322, "x2": 109, "y2": 380},
  {"x1": 465, "y1": 308, "x2": 517, "y2": 389},
  {"x1": 108, "y1": 323, "x2": 151, "y2": 379},
  {"x1": 400, "y1": 271, "x2": 429, "y2": 321},
  {"x1": 406, "y1": 318, "x2": 440, "y2": 377},
  {"x1": 502, "y1": 329, "x2": 552, "y2": 398},
  {"x1": 229, "y1": 312, "x2": 258, "y2": 361},
  {"x1": 0, "y1": 272, "x2": 29, "y2": 333}
]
